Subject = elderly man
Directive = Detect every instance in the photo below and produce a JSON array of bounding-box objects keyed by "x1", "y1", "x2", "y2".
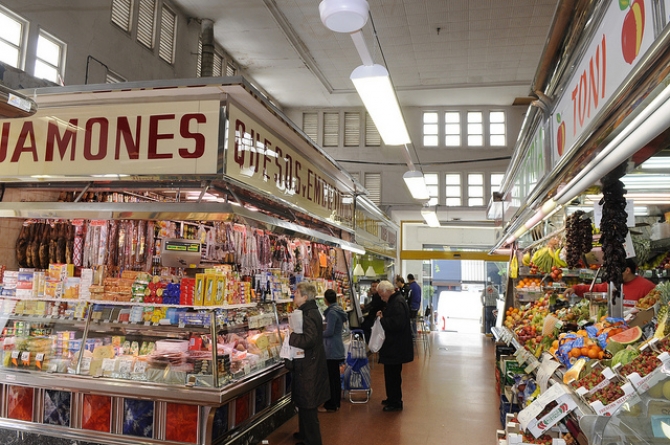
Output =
[{"x1": 375, "y1": 280, "x2": 414, "y2": 412}]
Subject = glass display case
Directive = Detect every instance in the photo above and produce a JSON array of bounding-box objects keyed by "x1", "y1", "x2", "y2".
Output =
[{"x1": 0, "y1": 297, "x2": 285, "y2": 389}]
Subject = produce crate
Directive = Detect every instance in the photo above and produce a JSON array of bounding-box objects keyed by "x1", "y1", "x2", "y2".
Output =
[
  {"x1": 500, "y1": 394, "x2": 520, "y2": 428},
  {"x1": 622, "y1": 352, "x2": 670, "y2": 394},
  {"x1": 518, "y1": 384, "x2": 577, "y2": 438}
]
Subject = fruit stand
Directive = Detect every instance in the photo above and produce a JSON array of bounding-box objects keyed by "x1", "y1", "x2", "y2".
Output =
[{"x1": 489, "y1": 0, "x2": 670, "y2": 441}]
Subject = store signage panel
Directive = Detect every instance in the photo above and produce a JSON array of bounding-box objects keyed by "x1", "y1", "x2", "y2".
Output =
[
  {"x1": 0, "y1": 100, "x2": 221, "y2": 178},
  {"x1": 355, "y1": 203, "x2": 397, "y2": 254},
  {"x1": 510, "y1": 126, "x2": 545, "y2": 218},
  {"x1": 226, "y1": 104, "x2": 351, "y2": 222},
  {"x1": 550, "y1": 0, "x2": 654, "y2": 166}
]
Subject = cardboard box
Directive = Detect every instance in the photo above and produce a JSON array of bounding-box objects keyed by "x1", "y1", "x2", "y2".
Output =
[
  {"x1": 518, "y1": 384, "x2": 578, "y2": 438},
  {"x1": 628, "y1": 307, "x2": 654, "y2": 328}
]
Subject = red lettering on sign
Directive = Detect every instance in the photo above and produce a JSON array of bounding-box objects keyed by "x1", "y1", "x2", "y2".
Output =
[
  {"x1": 274, "y1": 147, "x2": 283, "y2": 187},
  {"x1": 115, "y1": 117, "x2": 140, "y2": 160},
  {"x1": 295, "y1": 160, "x2": 302, "y2": 193},
  {"x1": 46, "y1": 119, "x2": 78, "y2": 161},
  {"x1": 571, "y1": 34, "x2": 607, "y2": 136},
  {"x1": 262, "y1": 139, "x2": 272, "y2": 182},
  {"x1": 148, "y1": 114, "x2": 175, "y2": 160},
  {"x1": 0, "y1": 122, "x2": 10, "y2": 162},
  {"x1": 11, "y1": 121, "x2": 38, "y2": 162},
  {"x1": 179, "y1": 113, "x2": 206, "y2": 159},
  {"x1": 234, "y1": 119, "x2": 246, "y2": 169},
  {"x1": 84, "y1": 117, "x2": 109, "y2": 160}
]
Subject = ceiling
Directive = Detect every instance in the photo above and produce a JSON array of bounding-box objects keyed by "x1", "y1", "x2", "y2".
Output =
[{"x1": 172, "y1": 0, "x2": 560, "y2": 109}]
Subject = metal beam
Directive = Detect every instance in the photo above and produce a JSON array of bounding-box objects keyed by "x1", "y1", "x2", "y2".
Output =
[{"x1": 400, "y1": 250, "x2": 508, "y2": 262}]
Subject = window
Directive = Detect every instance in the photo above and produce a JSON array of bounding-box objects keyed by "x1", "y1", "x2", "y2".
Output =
[
  {"x1": 344, "y1": 112, "x2": 360, "y2": 147},
  {"x1": 423, "y1": 112, "x2": 438, "y2": 146},
  {"x1": 445, "y1": 174, "x2": 461, "y2": 206},
  {"x1": 212, "y1": 52, "x2": 222, "y2": 76},
  {"x1": 364, "y1": 173, "x2": 381, "y2": 205},
  {"x1": 0, "y1": 7, "x2": 27, "y2": 69},
  {"x1": 196, "y1": 39, "x2": 201, "y2": 76},
  {"x1": 106, "y1": 71, "x2": 126, "y2": 83},
  {"x1": 445, "y1": 111, "x2": 460, "y2": 146},
  {"x1": 323, "y1": 112, "x2": 339, "y2": 147},
  {"x1": 226, "y1": 62, "x2": 235, "y2": 76},
  {"x1": 302, "y1": 113, "x2": 318, "y2": 143},
  {"x1": 111, "y1": 0, "x2": 133, "y2": 32},
  {"x1": 158, "y1": 4, "x2": 176, "y2": 63},
  {"x1": 136, "y1": 0, "x2": 156, "y2": 49},
  {"x1": 490, "y1": 173, "x2": 504, "y2": 193},
  {"x1": 468, "y1": 173, "x2": 484, "y2": 207},
  {"x1": 467, "y1": 111, "x2": 483, "y2": 146},
  {"x1": 35, "y1": 31, "x2": 65, "y2": 84},
  {"x1": 365, "y1": 112, "x2": 381, "y2": 146},
  {"x1": 424, "y1": 173, "x2": 439, "y2": 206},
  {"x1": 490, "y1": 111, "x2": 506, "y2": 146}
]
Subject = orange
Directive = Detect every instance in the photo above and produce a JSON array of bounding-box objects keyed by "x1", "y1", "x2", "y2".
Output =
[
  {"x1": 598, "y1": 351, "x2": 604, "y2": 359},
  {"x1": 569, "y1": 347, "x2": 581, "y2": 358},
  {"x1": 587, "y1": 348, "x2": 599, "y2": 359},
  {"x1": 580, "y1": 347, "x2": 590, "y2": 357}
]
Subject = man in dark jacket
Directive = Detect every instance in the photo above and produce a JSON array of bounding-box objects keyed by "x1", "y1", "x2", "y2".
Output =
[
  {"x1": 321, "y1": 289, "x2": 348, "y2": 412},
  {"x1": 376, "y1": 280, "x2": 414, "y2": 412},
  {"x1": 288, "y1": 281, "x2": 330, "y2": 445},
  {"x1": 360, "y1": 280, "x2": 385, "y2": 343}
]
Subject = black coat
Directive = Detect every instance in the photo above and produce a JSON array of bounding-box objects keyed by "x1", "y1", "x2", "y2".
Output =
[
  {"x1": 287, "y1": 299, "x2": 330, "y2": 409},
  {"x1": 379, "y1": 291, "x2": 414, "y2": 365},
  {"x1": 361, "y1": 293, "x2": 386, "y2": 331}
]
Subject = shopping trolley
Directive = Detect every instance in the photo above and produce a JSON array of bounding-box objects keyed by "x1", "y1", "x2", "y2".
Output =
[{"x1": 342, "y1": 329, "x2": 372, "y2": 403}]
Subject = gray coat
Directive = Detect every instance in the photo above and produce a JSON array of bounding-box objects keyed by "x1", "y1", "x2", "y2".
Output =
[
  {"x1": 287, "y1": 299, "x2": 330, "y2": 409},
  {"x1": 322, "y1": 303, "x2": 348, "y2": 360}
]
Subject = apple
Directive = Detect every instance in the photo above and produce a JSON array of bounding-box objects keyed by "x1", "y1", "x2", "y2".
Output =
[
  {"x1": 621, "y1": 0, "x2": 645, "y2": 64},
  {"x1": 556, "y1": 113, "x2": 566, "y2": 156}
]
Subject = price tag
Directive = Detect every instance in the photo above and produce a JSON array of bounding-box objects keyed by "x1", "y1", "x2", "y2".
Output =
[
  {"x1": 524, "y1": 361, "x2": 540, "y2": 375},
  {"x1": 244, "y1": 363, "x2": 251, "y2": 375},
  {"x1": 11, "y1": 351, "x2": 19, "y2": 359},
  {"x1": 536, "y1": 357, "x2": 561, "y2": 392},
  {"x1": 20, "y1": 351, "x2": 30, "y2": 361},
  {"x1": 36, "y1": 353, "x2": 45, "y2": 361},
  {"x1": 179, "y1": 322, "x2": 185, "y2": 329},
  {"x1": 262, "y1": 350, "x2": 270, "y2": 361},
  {"x1": 133, "y1": 361, "x2": 147, "y2": 374},
  {"x1": 144, "y1": 321, "x2": 151, "y2": 326},
  {"x1": 117, "y1": 360, "x2": 132, "y2": 375}
]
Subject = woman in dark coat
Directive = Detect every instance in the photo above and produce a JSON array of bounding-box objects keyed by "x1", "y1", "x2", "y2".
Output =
[
  {"x1": 376, "y1": 279, "x2": 414, "y2": 412},
  {"x1": 287, "y1": 281, "x2": 330, "y2": 445}
]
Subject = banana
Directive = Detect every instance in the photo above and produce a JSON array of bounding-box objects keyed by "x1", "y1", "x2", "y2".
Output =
[
  {"x1": 510, "y1": 253, "x2": 519, "y2": 279},
  {"x1": 522, "y1": 252, "x2": 531, "y2": 266}
]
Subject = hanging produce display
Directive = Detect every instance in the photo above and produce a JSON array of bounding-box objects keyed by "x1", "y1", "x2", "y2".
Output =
[
  {"x1": 565, "y1": 210, "x2": 592, "y2": 268},
  {"x1": 598, "y1": 164, "x2": 628, "y2": 299}
]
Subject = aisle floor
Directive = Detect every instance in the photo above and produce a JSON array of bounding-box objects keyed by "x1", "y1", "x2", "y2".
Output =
[{"x1": 264, "y1": 331, "x2": 500, "y2": 445}]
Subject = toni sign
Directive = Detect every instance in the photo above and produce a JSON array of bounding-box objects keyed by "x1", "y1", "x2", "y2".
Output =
[{"x1": 550, "y1": 0, "x2": 654, "y2": 165}]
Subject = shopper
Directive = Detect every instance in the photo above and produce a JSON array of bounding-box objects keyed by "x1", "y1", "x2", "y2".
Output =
[
  {"x1": 395, "y1": 275, "x2": 409, "y2": 302},
  {"x1": 320, "y1": 289, "x2": 347, "y2": 413},
  {"x1": 287, "y1": 281, "x2": 330, "y2": 445},
  {"x1": 481, "y1": 284, "x2": 499, "y2": 335},
  {"x1": 407, "y1": 274, "x2": 422, "y2": 339},
  {"x1": 361, "y1": 280, "x2": 385, "y2": 343},
  {"x1": 566, "y1": 259, "x2": 655, "y2": 307},
  {"x1": 375, "y1": 280, "x2": 414, "y2": 412}
]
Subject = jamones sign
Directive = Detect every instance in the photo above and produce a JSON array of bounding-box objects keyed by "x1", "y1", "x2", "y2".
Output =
[{"x1": 0, "y1": 100, "x2": 221, "y2": 178}]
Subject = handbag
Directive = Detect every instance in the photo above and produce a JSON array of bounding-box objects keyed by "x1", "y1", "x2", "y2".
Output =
[{"x1": 368, "y1": 317, "x2": 385, "y2": 353}]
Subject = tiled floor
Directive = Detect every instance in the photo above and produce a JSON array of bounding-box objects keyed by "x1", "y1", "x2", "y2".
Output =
[{"x1": 263, "y1": 331, "x2": 500, "y2": 445}]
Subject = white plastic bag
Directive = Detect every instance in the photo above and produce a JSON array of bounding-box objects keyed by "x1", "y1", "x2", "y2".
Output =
[
  {"x1": 279, "y1": 330, "x2": 305, "y2": 360},
  {"x1": 368, "y1": 317, "x2": 385, "y2": 353}
]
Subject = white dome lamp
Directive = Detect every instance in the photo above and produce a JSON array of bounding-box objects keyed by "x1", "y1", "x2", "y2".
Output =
[{"x1": 319, "y1": 0, "x2": 369, "y2": 34}]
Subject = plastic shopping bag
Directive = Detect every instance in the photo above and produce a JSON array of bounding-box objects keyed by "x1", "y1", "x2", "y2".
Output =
[
  {"x1": 368, "y1": 317, "x2": 385, "y2": 353},
  {"x1": 280, "y1": 332, "x2": 292, "y2": 360}
]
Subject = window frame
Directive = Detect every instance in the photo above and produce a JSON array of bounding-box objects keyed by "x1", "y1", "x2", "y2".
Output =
[
  {"x1": 422, "y1": 111, "x2": 439, "y2": 147},
  {"x1": 467, "y1": 111, "x2": 484, "y2": 147},
  {"x1": 136, "y1": 0, "x2": 157, "y2": 50},
  {"x1": 445, "y1": 173, "x2": 462, "y2": 207},
  {"x1": 424, "y1": 173, "x2": 439, "y2": 207},
  {"x1": 489, "y1": 111, "x2": 506, "y2": 147},
  {"x1": 0, "y1": 4, "x2": 29, "y2": 70},
  {"x1": 111, "y1": 0, "x2": 134, "y2": 33},
  {"x1": 34, "y1": 29, "x2": 67, "y2": 84},
  {"x1": 158, "y1": 3, "x2": 177, "y2": 64},
  {"x1": 467, "y1": 173, "x2": 485, "y2": 207}
]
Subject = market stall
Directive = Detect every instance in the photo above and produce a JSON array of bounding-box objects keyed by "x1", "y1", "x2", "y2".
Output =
[
  {"x1": 491, "y1": 1, "x2": 670, "y2": 443},
  {"x1": 0, "y1": 77, "x2": 378, "y2": 445}
]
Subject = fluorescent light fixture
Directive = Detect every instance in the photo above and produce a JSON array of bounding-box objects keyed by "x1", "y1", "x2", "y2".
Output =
[
  {"x1": 554, "y1": 81, "x2": 670, "y2": 206},
  {"x1": 341, "y1": 243, "x2": 366, "y2": 255},
  {"x1": 353, "y1": 263, "x2": 365, "y2": 276},
  {"x1": 638, "y1": 157, "x2": 670, "y2": 169},
  {"x1": 421, "y1": 207, "x2": 441, "y2": 227},
  {"x1": 350, "y1": 64, "x2": 410, "y2": 146},
  {"x1": 319, "y1": 0, "x2": 369, "y2": 33},
  {"x1": 365, "y1": 265, "x2": 377, "y2": 277},
  {"x1": 403, "y1": 171, "x2": 430, "y2": 200}
]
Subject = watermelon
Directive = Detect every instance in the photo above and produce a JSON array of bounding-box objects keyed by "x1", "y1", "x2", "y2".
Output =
[{"x1": 608, "y1": 326, "x2": 643, "y2": 345}]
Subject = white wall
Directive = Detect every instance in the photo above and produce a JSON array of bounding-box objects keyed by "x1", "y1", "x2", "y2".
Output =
[{"x1": 1, "y1": 0, "x2": 201, "y2": 86}]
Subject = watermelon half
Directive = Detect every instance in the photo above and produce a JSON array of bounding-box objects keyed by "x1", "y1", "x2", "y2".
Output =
[{"x1": 608, "y1": 326, "x2": 642, "y2": 345}]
